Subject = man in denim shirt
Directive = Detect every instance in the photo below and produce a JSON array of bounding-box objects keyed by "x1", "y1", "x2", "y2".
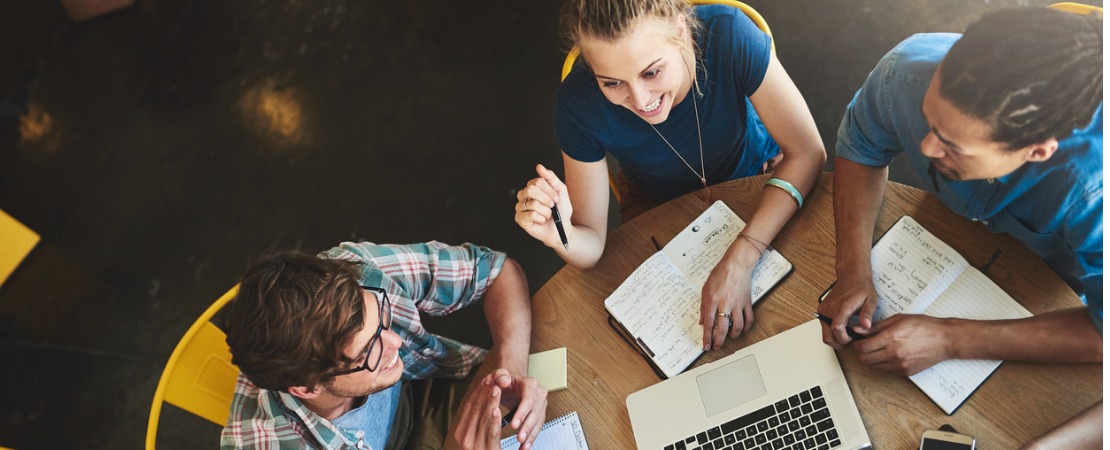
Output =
[{"x1": 818, "y1": 7, "x2": 1102, "y2": 380}]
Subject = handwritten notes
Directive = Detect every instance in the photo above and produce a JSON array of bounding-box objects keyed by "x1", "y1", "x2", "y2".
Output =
[
  {"x1": 871, "y1": 217, "x2": 968, "y2": 320},
  {"x1": 604, "y1": 201, "x2": 793, "y2": 378},
  {"x1": 873, "y1": 216, "x2": 1031, "y2": 414},
  {"x1": 663, "y1": 201, "x2": 742, "y2": 284},
  {"x1": 500, "y1": 411, "x2": 588, "y2": 450},
  {"x1": 605, "y1": 253, "x2": 703, "y2": 373}
]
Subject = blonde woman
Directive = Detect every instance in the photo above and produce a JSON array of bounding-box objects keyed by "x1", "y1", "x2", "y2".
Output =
[{"x1": 515, "y1": 0, "x2": 825, "y2": 350}]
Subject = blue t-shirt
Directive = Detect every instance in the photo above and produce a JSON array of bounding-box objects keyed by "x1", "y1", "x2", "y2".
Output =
[
  {"x1": 555, "y1": 4, "x2": 780, "y2": 202},
  {"x1": 836, "y1": 33, "x2": 1104, "y2": 333}
]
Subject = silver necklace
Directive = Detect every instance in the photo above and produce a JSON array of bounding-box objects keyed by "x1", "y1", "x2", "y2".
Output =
[{"x1": 647, "y1": 84, "x2": 707, "y2": 190}]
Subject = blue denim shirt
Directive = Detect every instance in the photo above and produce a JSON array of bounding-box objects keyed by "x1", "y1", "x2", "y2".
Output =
[{"x1": 836, "y1": 33, "x2": 1103, "y2": 333}]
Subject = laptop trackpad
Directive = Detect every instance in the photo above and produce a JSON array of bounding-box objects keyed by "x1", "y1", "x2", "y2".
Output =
[{"x1": 696, "y1": 355, "x2": 766, "y2": 417}]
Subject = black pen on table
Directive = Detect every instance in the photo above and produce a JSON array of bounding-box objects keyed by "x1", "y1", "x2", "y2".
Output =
[
  {"x1": 812, "y1": 313, "x2": 869, "y2": 340},
  {"x1": 552, "y1": 205, "x2": 570, "y2": 251}
]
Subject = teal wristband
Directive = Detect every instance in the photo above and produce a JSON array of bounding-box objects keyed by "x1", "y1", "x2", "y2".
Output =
[{"x1": 765, "y1": 177, "x2": 803, "y2": 209}]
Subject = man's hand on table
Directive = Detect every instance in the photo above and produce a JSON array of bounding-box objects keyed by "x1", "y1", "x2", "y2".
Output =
[
  {"x1": 817, "y1": 275, "x2": 878, "y2": 349},
  {"x1": 452, "y1": 380, "x2": 505, "y2": 450},
  {"x1": 491, "y1": 368, "x2": 548, "y2": 449},
  {"x1": 852, "y1": 314, "x2": 954, "y2": 376},
  {"x1": 819, "y1": 275, "x2": 955, "y2": 376},
  {"x1": 453, "y1": 368, "x2": 548, "y2": 450}
]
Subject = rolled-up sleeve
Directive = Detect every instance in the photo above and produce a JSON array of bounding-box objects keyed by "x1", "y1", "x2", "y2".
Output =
[
  {"x1": 834, "y1": 33, "x2": 963, "y2": 166},
  {"x1": 836, "y1": 39, "x2": 919, "y2": 167}
]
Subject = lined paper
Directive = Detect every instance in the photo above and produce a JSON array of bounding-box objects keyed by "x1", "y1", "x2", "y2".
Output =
[
  {"x1": 870, "y1": 217, "x2": 969, "y2": 321},
  {"x1": 500, "y1": 411, "x2": 588, "y2": 450},
  {"x1": 604, "y1": 253, "x2": 703, "y2": 376},
  {"x1": 604, "y1": 201, "x2": 792, "y2": 377},
  {"x1": 871, "y1": 216, "x2": 1031, "y2": 415},
  {"x1": 909, "y1": 269, "x2": 1032, "y2": 414},
  {"x1": 926, "y1": 269, "x2": 1032, "y2": 321}
]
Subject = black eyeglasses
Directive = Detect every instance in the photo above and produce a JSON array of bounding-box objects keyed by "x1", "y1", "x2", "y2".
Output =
[{"x1": 333, "y1": 286, "x2": 393, "y2": 376}]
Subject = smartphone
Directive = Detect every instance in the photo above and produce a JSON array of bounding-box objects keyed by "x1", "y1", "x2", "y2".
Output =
[{"x1": 920, "y1": 429, "x2": 976, "y2": 450}]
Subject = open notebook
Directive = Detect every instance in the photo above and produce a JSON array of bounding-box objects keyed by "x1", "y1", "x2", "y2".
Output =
[
  {"x1": 843, "y1": 216, "x2": 1032, "y2": 414},
  {"x1": 499, "y1": 411, "x2": 588, "y2": 450},
  {"x1": 604, "y1": 201, "x2": 793, "y2": 378}
]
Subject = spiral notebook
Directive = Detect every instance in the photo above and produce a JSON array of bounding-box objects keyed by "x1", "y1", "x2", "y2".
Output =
[{"x1": 499, "y1": 411, "x2": 588, "y2": 450}]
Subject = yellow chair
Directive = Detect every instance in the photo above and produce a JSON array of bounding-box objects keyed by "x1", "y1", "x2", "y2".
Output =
[
  {"x1": 146, "y1": 286, "x2": 240, "y2": 449},
  {"x1": 0, "y1": 209, "x2": 40, "y2": 287},
  {"x1": 1049, "y1": 2, "x2": 1103, "y2": 17},
  {"x1": 559, "y1": 0, "x2": 773, "y2": 204}
]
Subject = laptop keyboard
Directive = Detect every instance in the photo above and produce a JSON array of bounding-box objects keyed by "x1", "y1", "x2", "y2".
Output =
[{"x1": 665, "y1": 385, "x2": 842, "y2": 450}]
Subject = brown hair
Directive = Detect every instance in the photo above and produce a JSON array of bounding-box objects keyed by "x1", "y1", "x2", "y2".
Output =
[
  {"x1": 223, "y1": 251, "x2": 366, "y2": 391},
  {"x1": 561, "y1": 0, "x2": 701, "y2": 71}
]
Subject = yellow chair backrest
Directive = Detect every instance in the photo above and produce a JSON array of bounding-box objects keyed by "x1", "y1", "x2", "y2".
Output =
[
  {"x1": 559, "y1": 0, "x2": 773, "y2": 203},
  {"x1": 1049, "y1": 2, "x2": 1103, "y2": 17},
  {"x1": 146, "y1": 286, "x2": 240, "y2": 449},
  {"x1": 0, "y1": 209, "x2": 40, "y2": 287}
]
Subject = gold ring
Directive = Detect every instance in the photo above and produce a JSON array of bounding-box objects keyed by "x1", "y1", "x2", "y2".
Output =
[{"x1": 717, "y1": 313, "x2": 730, "y2": 318}]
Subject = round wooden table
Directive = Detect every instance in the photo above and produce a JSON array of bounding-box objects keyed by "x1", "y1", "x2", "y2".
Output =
[{"x1": 481, "y1": 173, "x2": 1100, "y2": 449}]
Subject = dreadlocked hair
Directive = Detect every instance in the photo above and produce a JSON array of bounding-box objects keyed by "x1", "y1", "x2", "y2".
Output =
[{"x1": 940, "y1": 7, "x2": 1102, "y2": 150}]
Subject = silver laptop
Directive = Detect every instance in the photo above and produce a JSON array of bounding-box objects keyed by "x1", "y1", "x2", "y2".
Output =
[{"x1": 627, "y1": 320, "x2": 871, "y2": 450}]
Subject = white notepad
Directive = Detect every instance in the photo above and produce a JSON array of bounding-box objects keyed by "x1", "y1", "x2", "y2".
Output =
[
  {"x1": 499, "y1": 411, "x2": 588, "y2": 450},
  {"x1": 603, "y1": 201, "x2": 793, "y2": 378},
  {"x1": 870, "y1": 216, "x2": 1032, "y2": 414}
]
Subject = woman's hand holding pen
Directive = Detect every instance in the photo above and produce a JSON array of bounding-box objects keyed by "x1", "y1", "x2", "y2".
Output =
[
  {"x1": 699, "y1": 242, "x2": 761, "y2": 350},
  {"x1": 515, "y1": 164, "x2": 572, "y2": 250}
]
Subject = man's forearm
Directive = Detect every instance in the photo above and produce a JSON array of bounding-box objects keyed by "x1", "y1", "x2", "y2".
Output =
[
  {"x1": 833, "y1": 158, "x2": 888, "y2": 279},
  {"x1": 1022, "y1": 401, "x2": 1102, "y2": 450},
  {"x1": 948, "y1": 306, "x2": 1102, "y2": 363},
  {"x1": 483, "y1": 258, "x2": 532, "y2": 376}
]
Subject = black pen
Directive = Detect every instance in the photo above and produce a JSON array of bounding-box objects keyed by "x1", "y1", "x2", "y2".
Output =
[
  {"x1": 979, "y1": 249, "x2": 1002, "y2": 272},
  {"x1": 501, "y1": 406, "x2": 517, "y2": 428},
  {"x1": 552, "y1": 205, "x2": 570, "y2": 251},
  {"x1": 812, "y1": 313, "x2": 869, "y2": 340}
]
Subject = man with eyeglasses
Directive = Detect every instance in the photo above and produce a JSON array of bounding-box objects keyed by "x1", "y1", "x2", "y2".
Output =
[{"x1": 220, "y1": 241, "x2": 546, "y2": 450}]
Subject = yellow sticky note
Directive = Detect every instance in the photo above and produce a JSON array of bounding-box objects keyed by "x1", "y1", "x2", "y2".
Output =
[{"x1": 528, "y1": 348, "x2": 568, "y2": 392}]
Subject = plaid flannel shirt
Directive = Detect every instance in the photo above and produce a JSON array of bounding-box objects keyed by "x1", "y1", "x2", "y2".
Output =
[{"x1": 220, "y1": 241, "x2": 506, "y2": 449}]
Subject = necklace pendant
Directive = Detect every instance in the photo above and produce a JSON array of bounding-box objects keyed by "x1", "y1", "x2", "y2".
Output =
[{"x1": 648, "y1": 84, "x2": 708, "y2": 196}]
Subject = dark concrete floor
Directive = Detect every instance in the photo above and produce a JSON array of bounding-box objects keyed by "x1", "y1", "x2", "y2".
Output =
[{"x1": 0, "y1": 0, "x2": 1096, "y2": 448}]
